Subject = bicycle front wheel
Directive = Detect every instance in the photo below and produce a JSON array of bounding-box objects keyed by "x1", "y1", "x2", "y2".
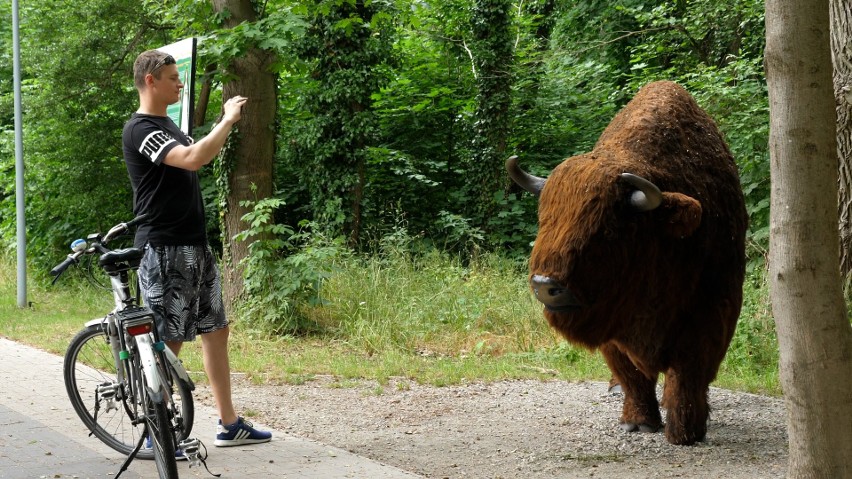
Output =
[{"x1": 63, "y1": 324, "x2": 194, "y2": 459}]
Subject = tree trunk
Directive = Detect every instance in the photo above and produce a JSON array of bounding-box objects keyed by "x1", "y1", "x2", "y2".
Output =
[
  {"x1": 832, "y1": 0, "x2": 852, "y2": 284},
  {"x1": 194, "y1": 63, "x2": 217, "y2": 128},
  {"x1": 765, "y1": 0, "x2": 852, "y2": 477},
  {"x1": 210, "y1": 0, "x2": 277, "y2": 314}
]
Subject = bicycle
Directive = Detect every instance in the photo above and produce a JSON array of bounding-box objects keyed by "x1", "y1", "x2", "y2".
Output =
[{"x1": 53, "y1": 215, "x2": 205, "y2": 478}]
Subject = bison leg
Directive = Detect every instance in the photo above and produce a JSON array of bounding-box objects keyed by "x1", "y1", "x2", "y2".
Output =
[
  {"x1": 600, "y1": 343, "x2": 662, "y2": 433},
  {"x1": 661, "y1": 368, "x2": 709, "y2": 445},
  {"x1": 607, "y1": 377, "x2": 622, "y2": 394}
]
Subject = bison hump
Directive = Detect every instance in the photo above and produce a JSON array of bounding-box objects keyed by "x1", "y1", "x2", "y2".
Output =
[{"x1": 595, "y1": 81, "x2": 729, "y2": 167}]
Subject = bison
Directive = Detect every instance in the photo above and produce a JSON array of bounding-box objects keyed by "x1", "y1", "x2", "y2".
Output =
[{"x1": 507, "y1": 81, "x2": 747, "y2": 445}]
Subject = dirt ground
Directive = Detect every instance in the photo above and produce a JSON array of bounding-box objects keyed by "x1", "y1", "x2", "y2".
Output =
[{"x1": 196, "y1": 375, "x2": 788, "y2": 479}]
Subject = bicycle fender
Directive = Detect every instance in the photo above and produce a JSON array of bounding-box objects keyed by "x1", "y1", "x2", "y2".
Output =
[
  {"x1": 134, "y1": 333, "x2": 165, "y2": 402},
  {"x1": 85, "y1": 316, "x2": 108, "y2": 328},
  {"x1": 164, "y1": 347, "x2": 196, "y2": 390}
]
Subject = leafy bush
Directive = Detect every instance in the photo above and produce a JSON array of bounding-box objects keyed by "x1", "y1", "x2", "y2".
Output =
[{"x1": 235, "y1": 197, "x2": 347, "y2": 334}]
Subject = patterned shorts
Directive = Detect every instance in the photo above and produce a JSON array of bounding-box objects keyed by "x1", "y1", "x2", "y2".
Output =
[{"x1": 138, "y1": 244, "x2": 229, "y2": 342}]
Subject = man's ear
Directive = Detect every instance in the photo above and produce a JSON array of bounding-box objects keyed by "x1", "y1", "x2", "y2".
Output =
[{"x1": 658, "y1": 192, "x2": 702, "y2": 238}]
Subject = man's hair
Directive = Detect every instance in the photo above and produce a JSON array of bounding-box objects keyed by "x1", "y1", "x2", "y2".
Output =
[{"x1": 133, "y1": 50, "x2": 176, "y2": 90}]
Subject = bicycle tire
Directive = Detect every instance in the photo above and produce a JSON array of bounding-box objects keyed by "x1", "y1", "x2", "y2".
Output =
[
  {"x1": 63, "y1": 324, "x2": 194, "y2": 459},
  {"x1": 157, "y1": 347, "x2": 195, "y2": 443},
  {"x1": 143, "y1": 373, "x2": 179, "y2": 478}
]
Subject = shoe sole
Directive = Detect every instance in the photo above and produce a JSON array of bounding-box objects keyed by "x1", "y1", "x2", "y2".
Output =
[{"x1": 213, "y1": 437, "x2": 272, "y2": 447}]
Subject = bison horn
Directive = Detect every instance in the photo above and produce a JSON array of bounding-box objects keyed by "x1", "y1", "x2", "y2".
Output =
[
  {"x1": 620, "y1": 173, "x2": 662, "y2": 211},
  {"x1": 506, "y1": 156, "x2": 546, "y2": 196}
]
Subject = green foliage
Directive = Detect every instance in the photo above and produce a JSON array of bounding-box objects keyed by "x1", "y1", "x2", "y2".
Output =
[
  {"x1": 235, "y1": 196, "x2": 347, "y2": 334},
  {"x1": 288, "y1": 0, "x2": 397, "y2": 243},
  {"x1": 0, "y1": 0, "x2": 156, "y2": 265},
  {"x1": 719, "y1": 265, "x2": 779, "y2": 393},
  {"x1": 486, "y1": 192, "x2": 537, "y2": 258},
  {"x1": 366, "y1": 7, "x2": 477, "y2": 246},
  {"x1": 468, "y1": 0, "x2": 515, "y2": 223},
  {"x1": 203, "y1": 1, "x2": 306, "y2": 74}
]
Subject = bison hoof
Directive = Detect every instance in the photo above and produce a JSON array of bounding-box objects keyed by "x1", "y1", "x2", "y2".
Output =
[
  {"x1": 608, "y1": 383, "x2": 623, "y2": 394},
  {"x1": 621, "y1": 422, "x2": 661, "y2": 433}
]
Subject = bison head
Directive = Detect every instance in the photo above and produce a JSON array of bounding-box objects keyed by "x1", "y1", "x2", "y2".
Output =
[{"x1": 507, "y1": 154, "x2": 703, "y2": 346}]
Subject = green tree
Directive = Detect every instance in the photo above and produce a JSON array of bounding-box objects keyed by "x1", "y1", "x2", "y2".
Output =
[
  {"x1": 366, "y1": 0, "x2": 477, "y2": 245},
  {"x1": 291, "y1": 0, "x2": 396, "y2": 245},
  {"x1": 468, "y1": 0, "x2": 514, "y2": 226},
  {"x1": 210, "y1": 0, "x2": 280, "y2": 307},
  {"x1": 4, "y1": 0, "x2": 162, "y2": 263}
]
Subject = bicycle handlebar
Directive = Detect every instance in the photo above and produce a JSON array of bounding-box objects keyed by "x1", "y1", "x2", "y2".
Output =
[
  {"x1": 49, "y1": 253, "x2": 82, "y2": 278},
  {"x1": 49, "y1": 214, "x2": 148, "y2": 281},
  {"x1": 103, "y1": 214, "x2": 148, "y2": 243}
]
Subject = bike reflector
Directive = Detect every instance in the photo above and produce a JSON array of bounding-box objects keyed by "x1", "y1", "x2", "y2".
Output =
[
  {"x1": 116, "y1": 306, "x2": 156, "y2": 336},
  {"x1": 126, "y1": 322, "x2": 153, "y2": 336}
]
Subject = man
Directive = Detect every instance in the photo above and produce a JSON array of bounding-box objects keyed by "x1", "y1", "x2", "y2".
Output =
[{"x1": 122, "y1": 49, "x2": 271, "y2": 447}]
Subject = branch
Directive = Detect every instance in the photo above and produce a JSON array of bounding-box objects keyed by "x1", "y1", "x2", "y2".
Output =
[
  {"x1": 559, "y1": 26, "x2": 672, "y2": 56},
  {"x1": 462, "y1": 39, "x2": 477, "y2": 80}
]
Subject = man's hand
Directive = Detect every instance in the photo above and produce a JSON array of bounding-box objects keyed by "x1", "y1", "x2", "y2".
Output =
[
  {"x1": 222, "y1": 96, "x2": 248, "y2": 125},
  {"x1": 164, "y1": 95, "x2": 249, "y2": 171}
]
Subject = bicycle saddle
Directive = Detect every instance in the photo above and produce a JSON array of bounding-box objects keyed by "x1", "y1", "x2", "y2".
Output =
[{"x1": 98, "y1": 248, "x2": 144, "y2": 269}]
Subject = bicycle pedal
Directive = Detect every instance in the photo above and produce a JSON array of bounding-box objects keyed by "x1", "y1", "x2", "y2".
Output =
[
  {"x1": 178, "y1": 437, "x2": 202, "y2": 467},
  {"x1": 96, "y1": 382, "x2": 121, "y2": 413}
]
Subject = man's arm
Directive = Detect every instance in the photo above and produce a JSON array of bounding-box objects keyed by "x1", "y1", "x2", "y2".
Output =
[{"x1": 163, "y1": 96, "x2": 248, "y2": 171}]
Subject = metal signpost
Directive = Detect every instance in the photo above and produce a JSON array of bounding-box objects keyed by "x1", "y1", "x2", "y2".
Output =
[{"x1": 13, "y1": 0, "x2": 26, "y2": 308}]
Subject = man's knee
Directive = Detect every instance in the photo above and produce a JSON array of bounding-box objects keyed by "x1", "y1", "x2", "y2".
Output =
[{"x1": 201, "y1": 325, "x2": 230, "y2": 346}]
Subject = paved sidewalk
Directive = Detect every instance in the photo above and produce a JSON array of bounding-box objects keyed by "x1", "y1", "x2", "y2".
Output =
[{"x1": 0, "y1": 336, "x2": 423, "y2": 479}]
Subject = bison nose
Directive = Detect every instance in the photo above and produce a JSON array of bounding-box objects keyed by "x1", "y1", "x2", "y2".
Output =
[{"x1": 530, "y1": 275, "x2": 581, "y2": 311}]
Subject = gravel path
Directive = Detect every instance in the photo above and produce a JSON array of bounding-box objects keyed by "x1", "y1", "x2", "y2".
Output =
[{"x1": 196, "y1": 376, "x2": 788, "y2": 478}]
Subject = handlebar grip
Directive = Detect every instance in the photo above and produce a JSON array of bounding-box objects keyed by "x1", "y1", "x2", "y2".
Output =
[
  {"x1": 50, "y1": 254, "x2": 78, "y2": 278},
  {"x1": 103, "y1": 214, "x2": 148, "y2": 243}
]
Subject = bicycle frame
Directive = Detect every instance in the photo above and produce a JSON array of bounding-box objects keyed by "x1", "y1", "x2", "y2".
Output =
[
  {"x1": 84, "y1": 269, "x2": 175, "y2": 407},
  {"x1": 85, "y1": 258, "x2": 193, "y2": 399}
]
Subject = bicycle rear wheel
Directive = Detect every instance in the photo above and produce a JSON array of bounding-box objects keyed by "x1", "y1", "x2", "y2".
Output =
[
  {"x1": 144, "y1": 377, "x2": 178, "y2": 478},
  {"x1": 63, "y1": 324, "x2": 194, "y2": 458}
]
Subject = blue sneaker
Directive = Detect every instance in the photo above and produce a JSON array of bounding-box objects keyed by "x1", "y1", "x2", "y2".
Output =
[
  {"x1": 214, "y1": 417, "x2": 272, "y2": 447},
  {"x1": 146, "y1": 435, "x2": 188, "y2": 460}
]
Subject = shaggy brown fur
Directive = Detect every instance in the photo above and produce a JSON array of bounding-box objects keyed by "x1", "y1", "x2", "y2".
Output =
[{"x1": 527, "y1": 81, "x2": 747, "y2": 445}]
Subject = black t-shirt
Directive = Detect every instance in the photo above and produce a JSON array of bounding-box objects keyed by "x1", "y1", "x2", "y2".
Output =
[{"x1": 122, "y1": 113, "x2": 207, "y2": 248}]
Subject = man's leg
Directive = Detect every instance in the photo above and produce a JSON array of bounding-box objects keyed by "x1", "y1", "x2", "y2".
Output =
[
  {"x1": 200, "y1": 326, "x2": 238, "y2": 426},
  {"x1": 166, "y1": 341, "x2": 183, "y2": 356}
]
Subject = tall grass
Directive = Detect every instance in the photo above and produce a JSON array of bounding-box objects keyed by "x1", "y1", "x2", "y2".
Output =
[
  {"x1": 309, "y1": 248, "x2": 554, "y2": 356},
  {"x1": 0, "y1": 249, "x2": 780, "y2": 394}
]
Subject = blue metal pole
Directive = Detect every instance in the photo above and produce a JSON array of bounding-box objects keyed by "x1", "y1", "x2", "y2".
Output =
[{"x1": 12, "y1": 0, "x2": 27, "y2": 308}]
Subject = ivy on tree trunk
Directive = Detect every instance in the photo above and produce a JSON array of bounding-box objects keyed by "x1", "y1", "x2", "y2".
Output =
[
  {"x1": 294, "y1": 0, "x2": 395, "y2": 246},
  {"x1": 210, "y1": 0, "x2": 278, "y2": 312},
  {"x1": 469, "y1": 0, "x2": 514, "y2": 227}
]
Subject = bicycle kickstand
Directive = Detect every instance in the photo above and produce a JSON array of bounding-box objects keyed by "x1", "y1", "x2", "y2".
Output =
[{"x1": 113, "y1": 425, "x2": 147, "y2": 479}]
